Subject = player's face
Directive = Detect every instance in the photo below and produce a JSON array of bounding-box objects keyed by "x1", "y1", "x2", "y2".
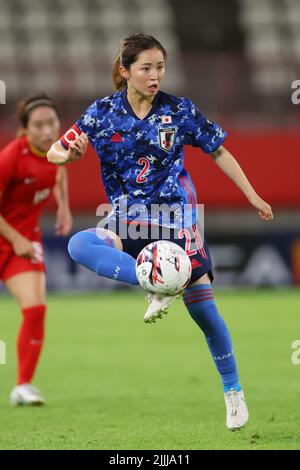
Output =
[
  {"x1": 26, "y1": 106, "x2": 60, "y2": 153},
  {"x1": 123, "y1": 48, "x2": 165, "y2": 98}
]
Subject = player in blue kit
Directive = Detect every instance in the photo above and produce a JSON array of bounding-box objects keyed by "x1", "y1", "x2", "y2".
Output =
[{"x1": 47, "y1": 33, "x2": 273, "y2": 430}]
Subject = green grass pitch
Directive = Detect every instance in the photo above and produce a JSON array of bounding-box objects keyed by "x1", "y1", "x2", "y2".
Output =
[{"x1": 0, "y1": 289, "x2": 299, "y2": 450}]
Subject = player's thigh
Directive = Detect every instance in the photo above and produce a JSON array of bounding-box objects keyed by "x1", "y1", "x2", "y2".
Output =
[
  {"x1": 91, "y1": 227, "x2": 123, "y2": 251},
  {"x1": 189, "y1": 273, "x2": 211, "y2": 287},
  {"x1": 5, "y1": 271, "x2": 46, "y2": 309},
  {"x1": 102, "y1": 228, "x2": 123, "y2": 251}
]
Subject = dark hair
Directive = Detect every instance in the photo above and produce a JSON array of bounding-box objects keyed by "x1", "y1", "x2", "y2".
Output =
[
  {"x1": 16, "y1": 92, "x2": 59, "y2": 129},
  {"x1": 112, "y1": 33, "x2": 167, "y2": 91}
]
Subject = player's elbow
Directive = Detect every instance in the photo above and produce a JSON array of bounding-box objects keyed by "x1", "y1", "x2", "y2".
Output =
[
  {"x1": 47, "y1": 142, "x2": 68, "y2": 165},
  {"x1": 46, "y1": 148, "x2": 52, "y2": 163},
  {"x1": 47, "y1": 143, "x2": 57, "y2": 163}
]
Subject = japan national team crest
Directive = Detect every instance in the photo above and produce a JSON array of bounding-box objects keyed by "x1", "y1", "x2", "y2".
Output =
[{"x1": 158, "y1": 127, "x2": 176, "y2": 151}]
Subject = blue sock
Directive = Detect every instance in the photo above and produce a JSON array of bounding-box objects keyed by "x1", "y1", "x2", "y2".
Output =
[
  {"x1": 68, "y1": 229, "x2": 138, "y2": 285},
  {"x1": 183, "y1": 284, "x2": 241, "y2": 392}
]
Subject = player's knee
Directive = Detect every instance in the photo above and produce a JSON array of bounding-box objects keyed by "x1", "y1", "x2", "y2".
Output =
[
  {"x1": 68, "y1": 230, "x2": 104, "y2": 262},
  {"x1": 85, "y1": 227, "x2": 120, "y2": 249},
  {"x1": 68, "y1": 231, "x2": 89, "y2": 262}
]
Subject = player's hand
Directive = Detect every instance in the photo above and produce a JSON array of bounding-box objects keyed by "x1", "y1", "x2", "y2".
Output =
[
  {"x1": 67, "y1": 133, "x2": 88, "y2": 161},
  {"x1": 12, "y1": 235, "x2": 35, "y2": 259},
  {"x1": 55, "y1": 206, "x2": 73, "y2": 236},
  {"x1": 249, "y1": 194, "x2": 274, "y2": 221}
]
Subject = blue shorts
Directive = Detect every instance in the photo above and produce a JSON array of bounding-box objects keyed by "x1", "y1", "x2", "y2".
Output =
[{"x1": 105, "y1": 221, "x2": 213, "y2": 285}]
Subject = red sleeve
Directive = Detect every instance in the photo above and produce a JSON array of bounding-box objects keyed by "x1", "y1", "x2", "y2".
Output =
[
  {"x1": 0, "y1": 140, "x2": 19, "y2": 193},
  {"x1": 59, "y1": 124, "x2": 82, "y2": 150}
]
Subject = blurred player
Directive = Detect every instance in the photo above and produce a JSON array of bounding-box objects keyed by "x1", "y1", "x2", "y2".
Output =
[
  {"x1": 0, "y1": 93, "x2": 73, "y2": 405},
  {"x1": 47, "y1": 33, "x2": 273, "y2": 430}
]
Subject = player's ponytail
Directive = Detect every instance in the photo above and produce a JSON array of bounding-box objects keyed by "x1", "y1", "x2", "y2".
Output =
[
  {"x1": 112, "y1": 33, "x2": 167, "y2": 92},
  {"x1": 112, "y1": 54, "x2": 127, "y2": 92},
  {"x1": 16, "y1": 92, "x2": 59, "y2": 136}
]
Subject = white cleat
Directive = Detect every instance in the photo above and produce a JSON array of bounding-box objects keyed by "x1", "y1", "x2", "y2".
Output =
[
  {"x1": 143, "y1": 293, "x2": 178, "y2": 323},
  {"x1": 224, "y1": 389, "x2": 249, "y2": 431},
  {"x1": 10, "y1": 384, "x2": 45, "y2": 406}
]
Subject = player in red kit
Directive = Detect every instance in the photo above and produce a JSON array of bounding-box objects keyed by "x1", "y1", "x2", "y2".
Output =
[{"x1": 0, "y1": 93, "x2": 73, "y2": 405}]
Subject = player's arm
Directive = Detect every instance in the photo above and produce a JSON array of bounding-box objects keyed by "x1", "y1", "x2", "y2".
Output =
[
  {"x1": 48, "y1": 101, "x2": 98, "y2": 165},
  {"x1": 47, "y1": 132, "x2": 88, "y2": 165},
  {"x1": 210, "y1": 145, "x2": 273, "y2": 221},
  {"x1": 0, "y1": 192, "x2": 35, "y2": 258},
  {"x1": 53, "y1": 167, "x2": 73, "y2": 236}
]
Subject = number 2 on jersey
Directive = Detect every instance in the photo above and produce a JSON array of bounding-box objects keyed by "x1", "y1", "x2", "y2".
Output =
[
  {"x1": 178, "y1": 228, "x2": 197, "y2": 256},
  {"x1": 136, "y1": 157, "x2": 150, "y2": 183}
]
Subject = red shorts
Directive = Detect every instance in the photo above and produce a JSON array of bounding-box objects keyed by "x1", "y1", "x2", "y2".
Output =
[{"x1": 0, "y1": 242, "x2": 46, "y2": 282}]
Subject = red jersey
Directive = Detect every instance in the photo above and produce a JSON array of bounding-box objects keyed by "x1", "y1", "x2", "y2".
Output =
[{"x1": 0, "y1": 136, "x2": 57, "y2": 252}]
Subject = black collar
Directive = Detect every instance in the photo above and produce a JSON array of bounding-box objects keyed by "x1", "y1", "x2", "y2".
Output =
[{"x1": 121, "y1": 88, "x2": 161, "y2": 121}]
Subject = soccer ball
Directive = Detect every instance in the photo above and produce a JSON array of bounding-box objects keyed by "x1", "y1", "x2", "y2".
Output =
[{"x1": 136, "y1": 240, "x2": 192, "y2": 295}]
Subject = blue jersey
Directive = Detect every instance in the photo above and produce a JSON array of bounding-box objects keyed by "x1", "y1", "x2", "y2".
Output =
[{"x1": 61, "y1": 89, "x2": 227, "y2": 228}]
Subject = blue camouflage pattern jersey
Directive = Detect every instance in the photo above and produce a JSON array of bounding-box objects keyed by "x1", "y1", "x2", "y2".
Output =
[{"x1": 60, "y1": 89, "x2": 227, "y2": 228}]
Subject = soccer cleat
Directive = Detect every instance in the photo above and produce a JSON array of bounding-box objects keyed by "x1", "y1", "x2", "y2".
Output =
[
  {"x1": 143, "y1": 293, "x2": 178, "y2": 323},
  {"x1": 224, "y1": 389, "x2": 249, "y2": 431},
  {"x1": 10, "y1": 384, "x2": 45, "y2": 406}
]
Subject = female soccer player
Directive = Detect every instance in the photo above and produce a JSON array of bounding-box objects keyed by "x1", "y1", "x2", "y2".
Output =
[
  {"x1": 47, "y1": 33, "x2": 273, "y2": 430},
  {"x1": 0, "y1": 93, "x2": 73, "y2": 405}
]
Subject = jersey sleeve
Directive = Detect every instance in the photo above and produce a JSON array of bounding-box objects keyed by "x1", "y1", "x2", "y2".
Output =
[
  {"x1": 59, "y1": 100, "x2": 98, "y2": 149},
  {"x1": 183, "y1": 99, "x2": 227, "y2": 153},
  {"x1": 0, "y1": 142, "x2": 19, "y2": 193}
]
